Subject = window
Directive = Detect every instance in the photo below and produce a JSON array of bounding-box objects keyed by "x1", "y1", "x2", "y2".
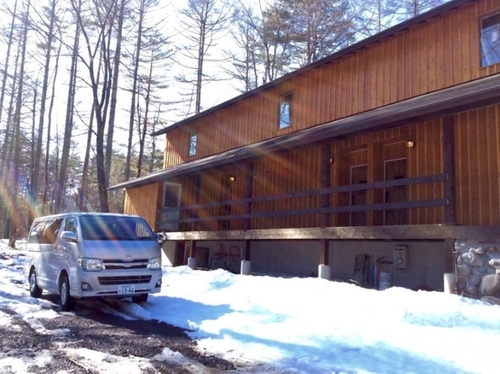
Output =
[
  {"x1": 80, "y1": 216, "x2": 155, "y2": 241},
  {"x1": 189, "y1": 129, "x2": 197, "y2": 156},
  {"x1": 160, "y1": 182, "x2": 182, "y2": 231},
  {"x1": 481, "y1": 12, "x2": 500, "y2": 67},
  {"x1": 28, "y1": 218, "x2": 64, "y2": 244},
  {"x1": 279, "y1": 93, "x2": 292, "y2": 129},
  {"x1": 64, "y1": 216, "x2": 78, "y2": 234},
  {"x1": 163, "y1": 183, "x2": 181, "y2": 209}
]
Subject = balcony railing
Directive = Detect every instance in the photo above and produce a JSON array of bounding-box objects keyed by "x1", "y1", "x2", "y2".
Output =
[{"x1": 156, "y1": 172, "x2": 450, "y2": 230}]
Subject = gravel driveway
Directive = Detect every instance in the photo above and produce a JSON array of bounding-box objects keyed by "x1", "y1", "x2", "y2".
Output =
[{"x1": 0, "y1": 297, "x2": 236, "y2": 373}]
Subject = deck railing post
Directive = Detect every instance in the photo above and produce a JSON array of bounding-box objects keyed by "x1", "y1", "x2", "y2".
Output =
[{"x1": 443, "y1": 115, "x2": 456, "y2": 225}]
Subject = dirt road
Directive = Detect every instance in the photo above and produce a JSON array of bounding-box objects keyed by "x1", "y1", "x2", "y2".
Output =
[{"x1": 0, "y1": 297, "x2": 236, "y2": 373}]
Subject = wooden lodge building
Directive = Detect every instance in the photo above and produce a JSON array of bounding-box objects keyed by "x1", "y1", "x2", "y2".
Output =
[{"x1": 110, "y1": 0, "x2": 500, "y2": 294}]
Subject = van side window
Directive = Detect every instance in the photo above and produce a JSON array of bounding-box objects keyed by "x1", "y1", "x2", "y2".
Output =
[
  {"x1": 64, "y1": 217, "x2": 78, "y2": 234},
  {"x1": 28, "y1": 221, "x2": 46, "y2": 244},
  {"x1": 43, "y1": 218, "x2": 64, "y2": 244},
  {"x1": 135, "y1": 221, "x2": 153, "y2": 238}
]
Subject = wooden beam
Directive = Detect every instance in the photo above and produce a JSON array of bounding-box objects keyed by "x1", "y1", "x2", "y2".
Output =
[
  {"x1": 320, "y1": 239, "x2": 329, "y2": 265},
  {"x1": 188, "y1": 240, "x2": 196, "y2": 258},
  {"x1": 191, "y1": 173, "x2": 201, "y2": 231},
  {"x1": 169, "y1": 198, "x2": 448, "y2": 224},
  {"x1": 320, "y1": 144, "x2": 331, "y2": 228},
  {"x1": 243, "y1": 239, "x2": 251, "y2": 261},
  {"x1": 444, "y1": 238, "x2": 454, "y2": 273},
  {"x1": 158, "y1": 173, "x2": 448, "y2": 213},
  {"x1": 443, "y1": 116, "x2": 456, "y2": 225},
  {"x1": 244, "y1": 162, "x2": 254, "y2": 231},
  {"x1": 367, "y1": 141, "x2": 383, "y2": 225},
  {"x1": 164, "y1": 225, "x2": 500, "y2": 242}
]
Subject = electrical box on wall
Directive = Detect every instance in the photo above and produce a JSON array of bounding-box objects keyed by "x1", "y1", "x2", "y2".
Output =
[{"x1": 393, "y1": 246, "x2": 409, "y2": 269}]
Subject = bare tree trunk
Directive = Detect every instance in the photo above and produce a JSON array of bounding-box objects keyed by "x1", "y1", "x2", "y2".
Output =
[
  {"x1": 105, "y1": 0, "x2": 126, "y2": 184},
  {"x1": 8, "y1": 0, "x2": 31, "y2": 247},
  {"x1": 55, "y1": 0, "x2": 80, "y2": 213},
  {"x1": 71, "y1": 0, "x2": 119, "y2": 212},
  {"x1": 42, "y1": 39, "x2": 63, "y2": 215},
  {"x1": 32, "y1": 0, "x2": 57, "y2": 218},
  {"x1": 125, "y1": 0, "x2": 146, "y2": 182},
  {"x1": 178, "y1": 0, "x2": 232, "y2": 116},
  {"x1": 79, "y1": 102, "x2": 95, "y2": 212},
  {"x1": 149, "y1": 104, "x2": 160, "y2": 173},
  {"x1": 0, "y1": 0, "x2": 18, "y2": 174},
  {"x1": 1, "y1": 44, "x2": 20, "y2": 239},
  {"x1": 29, "y1": 78, "x2": 38, "y2": 218},
  {"x1": 136, "y1": 57, "x2": 153, "y2": 178}
]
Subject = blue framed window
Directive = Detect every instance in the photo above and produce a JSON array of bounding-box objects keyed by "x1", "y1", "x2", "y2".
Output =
[
  {"x1": 481, "y1": 12, "x2": 500, "y2": 67},
  {"x1": 279, "y1": 93, "x2": 292, "y2": 129},
  {"x1": 189, "y1": 129, "x2": 197, "y2": 156}
]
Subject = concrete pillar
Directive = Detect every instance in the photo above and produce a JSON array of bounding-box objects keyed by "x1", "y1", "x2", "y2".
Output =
[
  {"x1": 241, "y1": 260, "x2": 251, "y2": 275},
  {"x1": 187, "y1": 257, "x2": 197, "y2": 269},
  {"x1": 318, "y1": 264, "x2": 331, "y2": 280},
  {"x1": 443, "y1": 272, "x2": 455, "y2": 294}
]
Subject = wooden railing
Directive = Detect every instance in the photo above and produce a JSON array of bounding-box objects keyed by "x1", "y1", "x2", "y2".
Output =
[{"x1": 156, "y1": 173, "x2": 449, "y2": 228}]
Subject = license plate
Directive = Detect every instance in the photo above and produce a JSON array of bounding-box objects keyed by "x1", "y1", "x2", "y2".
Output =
[{"x1": 118, "y1": 285, "x2": 135, "y2": 294}]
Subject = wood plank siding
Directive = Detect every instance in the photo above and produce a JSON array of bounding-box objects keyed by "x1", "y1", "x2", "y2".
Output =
[
  {"x1": 162, "y1": 1, "x2": 500, "y2": 169},
  {"x1": 121, "y1": 0, "x2": 500, "y2": 234},
  {"x1": 455, "y1": 103, "x2": 500, "y2": 225},
  {"x1": 124, "y1": 183, "x2": 160, "y2": 227}
]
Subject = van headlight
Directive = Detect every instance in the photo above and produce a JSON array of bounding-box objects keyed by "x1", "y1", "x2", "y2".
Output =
[
  {"x1": 78, "y1": 258, "x2": 103, "y2": 271},
  {"x1": 148, "y1": 257, "x2": 161, "y2": 270}
]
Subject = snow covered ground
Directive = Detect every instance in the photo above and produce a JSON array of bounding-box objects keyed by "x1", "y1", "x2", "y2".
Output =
[{"x1": 1, "y1": 239, "x2": 500, "y2": 373}]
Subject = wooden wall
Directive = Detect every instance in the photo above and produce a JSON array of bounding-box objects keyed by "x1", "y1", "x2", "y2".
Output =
[
  {"x1": 163, "y1": 0, "x2": 500, "y2": 169},
  {"x1": 124, "y1": 184, "x2": 160, "y2": 230},
  {"x1": 162, "y1": 119, "x2": 448, "y2": 230},
  {"x1": 455, "y1": 103, "x2": 500, "y2": 225},
  {"x1": 126, "y1": 101, "x2": 500, "y2": 230},
  {"x1": 128, "y1": 0, "x2": 500, "y2": 231}
]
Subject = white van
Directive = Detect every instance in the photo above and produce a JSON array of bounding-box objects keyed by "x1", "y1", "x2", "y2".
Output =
[{"x1": 25, "y1": 213, "x2": 163, "y2": 311}]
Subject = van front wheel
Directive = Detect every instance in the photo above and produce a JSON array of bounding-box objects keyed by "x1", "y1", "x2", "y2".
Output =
[
  {"x1": 59, "y1": 274, "x2": 76, "y2": 311},
  {"x1": 29, "y1": 269, "x2": 43, "y2": 298}
]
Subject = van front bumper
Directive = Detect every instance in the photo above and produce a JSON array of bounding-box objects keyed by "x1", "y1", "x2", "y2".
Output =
[{"x1": 74, "y1": 269, "x2": 162, "y2": 298}]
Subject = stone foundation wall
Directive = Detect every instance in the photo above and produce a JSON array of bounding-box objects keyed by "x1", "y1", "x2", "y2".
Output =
[{"x1": 455, "y1": 240, "x2": 500, "y2": 302}]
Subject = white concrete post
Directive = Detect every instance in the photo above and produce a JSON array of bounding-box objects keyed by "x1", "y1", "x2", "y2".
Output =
[
  {"x1": 443, "y1": 272, "x2": 455, "y2": 294},
  {"x1": 241, "y1": 260, "x2": 251, "y2": 275},
  {"x1": 318, "y1": 264, "x2": 331, "y2": 280},
  {"x1": 187, "y1": 257, "x2": 197, "y2": 269}
]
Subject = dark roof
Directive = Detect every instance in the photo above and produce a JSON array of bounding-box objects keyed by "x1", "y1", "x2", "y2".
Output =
[
  {"x1": 152, "y1": 0, "x2": 475, "y2": 137},
  {"x1": 110, "y1": 72, "x2": 500, "y2": 191}
]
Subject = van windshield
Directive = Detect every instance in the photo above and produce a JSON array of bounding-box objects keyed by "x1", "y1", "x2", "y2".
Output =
[{"x1": 80, "y1": 216, "x2": 155, "y2": 241}]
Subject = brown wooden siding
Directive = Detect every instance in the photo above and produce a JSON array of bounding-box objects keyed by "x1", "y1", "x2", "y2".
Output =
[
  {"x1": 140, "y1": 103, "x2": 500, "y2": 231},
  {"x1": 124, "y1": 183, "x2": 160, "y2": 230},
  {"x1": 455, "y1": 103, "x2": 500, "y2": 225},
  {"x1": 329, "y1": 121, "x2": 445, "y2": 226},
  {"x1": 162, "y1": 1, "x2": 500, "y2": 170},
  {"x1": 251, "y1": 147, "x2": 322, "y2": 229}
]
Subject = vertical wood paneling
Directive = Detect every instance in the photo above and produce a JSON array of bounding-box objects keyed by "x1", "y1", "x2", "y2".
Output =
[
  {"x1": 152, "y1": 2, "x2": 500, "y2": 231},
  {"x1": 428, "y1": 21, "x2": 437, "y2": 92},
  {"x1": 124, "y1": 184, "x2": 160, "y2": 230},
  {"x1": 161, "y1": 1, "x2": 496, "y2": 170}
]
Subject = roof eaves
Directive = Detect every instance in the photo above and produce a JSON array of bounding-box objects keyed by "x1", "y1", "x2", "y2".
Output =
[{"x1": 111, "y1": 71, "x2": 500, "y2": 192}]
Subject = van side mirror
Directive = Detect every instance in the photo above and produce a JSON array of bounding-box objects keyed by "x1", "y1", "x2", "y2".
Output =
[
  {"x1": 156, "y1": 232, "x2": 167, "y2": 245},
  {"x1": 61, "y1": 231, "x2": 78, "y2": 243}
]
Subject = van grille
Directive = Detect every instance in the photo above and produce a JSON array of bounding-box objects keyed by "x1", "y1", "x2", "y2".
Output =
[
  {"x1": 102, "y1": 259, "x2": 149, "y2": 270},
  {"x1": 98, "y1": 275, "x2": 152, "y2": 285}
]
